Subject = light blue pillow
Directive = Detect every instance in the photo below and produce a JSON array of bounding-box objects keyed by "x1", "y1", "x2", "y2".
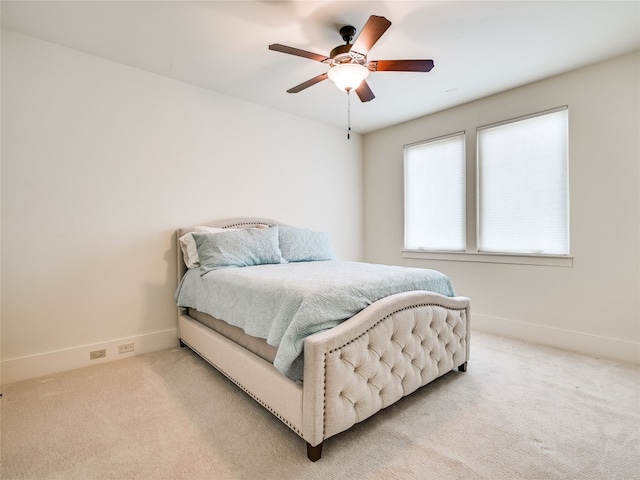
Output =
[
  {"x1": 193, "y1": 227, "x2": 283, "y2": 275},
  {"x1": 278, "y1": 226, "x2": 336, "y2": 262}
]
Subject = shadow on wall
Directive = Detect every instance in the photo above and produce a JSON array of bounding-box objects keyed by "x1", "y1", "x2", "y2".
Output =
[{"x1": 142, "y1": 231, "x2": 180, "y2": 334}]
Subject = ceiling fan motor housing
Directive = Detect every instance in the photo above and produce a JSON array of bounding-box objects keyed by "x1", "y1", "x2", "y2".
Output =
[
  {"x1": 330, "y1": 44, "x2": 359, "y2": 64},
  {"x1": 330, "y1": 25, "x2": 366, "y2": 65}
]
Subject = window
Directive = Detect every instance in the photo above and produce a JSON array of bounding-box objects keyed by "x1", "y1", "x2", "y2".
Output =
[
  {"x1": 404, "y1": 132, "x2": 466, "y2": 251},
  {"x1": 404, "y1": 107, "x2": 570, "y2": 265}
]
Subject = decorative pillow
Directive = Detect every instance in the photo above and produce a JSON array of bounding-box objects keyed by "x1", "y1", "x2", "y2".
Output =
[
  {"x1": 278, "y1": 226, "x2": 336, "y2": 262},
  {"x1": 179, "y1": 226, "x2": 227, "y2": 268},
  {"x1": 194, "y1": 226, "x2": 284, "y2": 274}
]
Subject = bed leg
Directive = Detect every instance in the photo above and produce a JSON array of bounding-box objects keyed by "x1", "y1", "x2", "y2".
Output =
[
  {"x1": 458, "y1": 361, "x2": 468, "y2": 372},
  {"x1": 307, "y1": 442, "x2": 323, "y2": 462}
]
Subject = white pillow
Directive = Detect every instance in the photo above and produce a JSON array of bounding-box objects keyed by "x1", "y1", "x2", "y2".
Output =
[{"x1": 179, "y1": 226, "x2": 226, "y2": 268}]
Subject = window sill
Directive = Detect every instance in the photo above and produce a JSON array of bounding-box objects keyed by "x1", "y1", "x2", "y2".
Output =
[{"x1": 402, "y1": 250, "x2": 573, "y2": 267}]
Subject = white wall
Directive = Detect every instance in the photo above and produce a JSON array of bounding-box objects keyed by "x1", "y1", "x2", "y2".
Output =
[
  {"x1": 363, "y1": 52, "x2": 639, "y2": 363},
  {"x1": 0, "y1": 30, "x2": 363, "y2": 384}
]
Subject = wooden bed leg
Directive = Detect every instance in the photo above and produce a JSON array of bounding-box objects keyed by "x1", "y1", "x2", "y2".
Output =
[
  {"x1": 458, "y1": 361, "x2": 468, "y2": 372},
  {"x1": 307, "y1": 442, "x2": 323, "y2": 462}
]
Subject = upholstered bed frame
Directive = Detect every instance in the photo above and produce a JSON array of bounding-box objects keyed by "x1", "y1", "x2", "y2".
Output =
[{"x1": 176, "y1": 217, "x2": 471, "y2": 461}]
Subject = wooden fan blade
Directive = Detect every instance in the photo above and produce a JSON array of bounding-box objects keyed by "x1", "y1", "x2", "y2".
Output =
[
  {"x1": 369, "y1": 60, "x2": 435, "y2": 72},
  {"x1": 269, "y1": 44, "x2": 329, "y2": 63},
  {"x1": 350, "y1": 15, "x2": 392, "y2": 57},
  {"x1": 355, "y1": 80, "x2": 375, "y2": 102},
  {"x1": 287, "y1": 73, "x2": 329, "y2": 93}
]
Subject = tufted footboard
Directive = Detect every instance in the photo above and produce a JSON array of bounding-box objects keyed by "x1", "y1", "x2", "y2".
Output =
[{"x1": 302, "y1": 290, "x2": 470, "y2": 459}]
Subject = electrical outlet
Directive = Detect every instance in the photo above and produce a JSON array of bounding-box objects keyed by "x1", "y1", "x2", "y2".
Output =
[
  {"x1": 90, "y1": 349, "x2": 106, "y2": 360},
  {"x1": 118, "y1": 343, "x2": 134, "y2": 354}
]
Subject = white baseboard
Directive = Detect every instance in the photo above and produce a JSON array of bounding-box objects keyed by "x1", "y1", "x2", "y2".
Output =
[
  {"x1": 472, "y1": 314, "x2": 640, "y2": 364},
  {"x1": 1, "y1": 328, "x2": 179, "y2": 386}
]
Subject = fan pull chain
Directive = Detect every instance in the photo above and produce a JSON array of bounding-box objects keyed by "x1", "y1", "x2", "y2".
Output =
[{"x1": 347, "y1": 89, "x2": 351, "y2": 140}]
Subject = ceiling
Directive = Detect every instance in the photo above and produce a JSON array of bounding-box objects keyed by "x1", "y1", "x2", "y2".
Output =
[{"x1": 2, "y1": 1, "x2": 639, "y2": 134}]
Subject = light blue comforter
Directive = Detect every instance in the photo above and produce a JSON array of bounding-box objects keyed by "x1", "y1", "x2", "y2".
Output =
[{"x1": 175, "y1": 261, "x2": 456, "y2": 381}]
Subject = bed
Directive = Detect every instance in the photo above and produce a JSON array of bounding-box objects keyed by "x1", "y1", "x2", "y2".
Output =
[{"x1": 175, "y1": 217, "x2": 470, "y2": 461}]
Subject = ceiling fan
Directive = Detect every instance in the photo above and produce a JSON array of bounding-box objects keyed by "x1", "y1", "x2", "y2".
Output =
[{"x1": 268, "y1": 15, "x2": 434, "y2": 102}]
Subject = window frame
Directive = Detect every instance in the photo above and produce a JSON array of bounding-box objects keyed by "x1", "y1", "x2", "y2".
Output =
[{"x1": 402, "y1": 106, "x2": 573, "y2": 267}]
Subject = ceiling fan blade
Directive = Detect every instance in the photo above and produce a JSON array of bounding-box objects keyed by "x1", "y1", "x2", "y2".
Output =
[
  {"x1": 355, "y1": 80, "x2": 375, "y2": 102},
  {"x1": 269, "y1": 44, "x2": 329, "y2": 63},
  {"x1": 369, "y1": 60, "x2": 435, "y2": 72},
  {"x1": 350, "y1": 15, "x2": 392, "y2": 57},
  {"x1": 287, "y1": 73, "x2": 329, "y2": 93}
]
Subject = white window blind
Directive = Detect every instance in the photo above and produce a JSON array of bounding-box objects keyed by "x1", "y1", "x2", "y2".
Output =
[
  {"x1": 477, "y1": 108, "x2": 569, "y2": 255},
  {"x1": 404, "y1": 133, "x2": 466, "y2": 251}
]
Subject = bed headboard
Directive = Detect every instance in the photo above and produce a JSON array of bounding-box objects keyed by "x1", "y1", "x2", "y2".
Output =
[{"x1": 176, "y1": 217, "x2": 288, "y2": 286}]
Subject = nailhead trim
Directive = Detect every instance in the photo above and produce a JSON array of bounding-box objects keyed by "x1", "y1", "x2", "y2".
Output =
[{"x1": 328, "y1": 303, "x2": 466, "y2": 354}]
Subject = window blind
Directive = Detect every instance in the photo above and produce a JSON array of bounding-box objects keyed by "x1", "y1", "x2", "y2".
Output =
[
  {"x1": 404, "y1": 133, "x2": 466, "y2": 251},
  {"x1": 477, "y1": 108, "x2": 569, "y2": 255}
]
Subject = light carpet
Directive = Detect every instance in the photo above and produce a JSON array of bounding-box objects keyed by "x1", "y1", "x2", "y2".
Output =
[{"x1": 1, "y1": 331, "x2": 638, "y2": 480}]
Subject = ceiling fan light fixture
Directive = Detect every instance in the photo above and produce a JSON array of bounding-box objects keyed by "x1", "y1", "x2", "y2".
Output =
[{"x1": 327, "y1": 63, "x2": 369, "y2": 91}]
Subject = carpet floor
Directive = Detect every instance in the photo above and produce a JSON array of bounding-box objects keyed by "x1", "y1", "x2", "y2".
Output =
[{"x1": 1, "y1": 331, "x2": 638, "y2": 479}]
